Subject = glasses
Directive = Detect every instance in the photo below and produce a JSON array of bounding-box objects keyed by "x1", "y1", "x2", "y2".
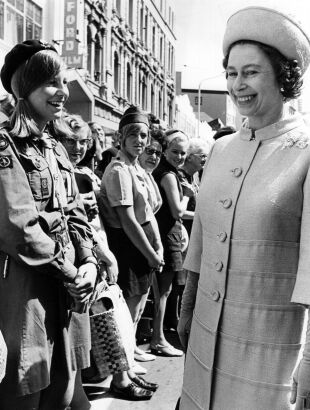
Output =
[
  {"x1": 192, "y1": 153, "x2": 208, "y2": 160},
  {"x1": 145, "y1": 147, "x2": 162, "y2": 158},
  {"x1": 66, "y1": 138, "x2": 91, "y2": 147}
]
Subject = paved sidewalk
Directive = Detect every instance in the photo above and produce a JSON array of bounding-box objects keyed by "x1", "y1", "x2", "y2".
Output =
[{"x1": 85, "y1": 332, "x2": 184, "y2": 410}]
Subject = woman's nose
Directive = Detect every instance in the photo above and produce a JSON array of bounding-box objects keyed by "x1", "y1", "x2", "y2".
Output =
[{"x1": 233, "y1": 73, "x2": 246, "y2": 91}]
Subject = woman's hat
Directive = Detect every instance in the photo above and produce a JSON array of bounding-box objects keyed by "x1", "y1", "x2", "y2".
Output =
[
  {"x1": 119, "y1": 105, "x2": 149, "y2": 130},
  {"x1": 222, "y1": 6, "x2": 310, "y2": 75},
  {"x1": 1, "y1": 39, "x2": 57, "y2": 94}
]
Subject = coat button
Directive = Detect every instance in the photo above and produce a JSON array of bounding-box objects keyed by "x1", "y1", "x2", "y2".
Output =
[
  {"x1": 220, "y1": 198, "x2": 232, "y2": 208},
  {"x1": 231, "y1": 167, "x2": 242, "y2": 177},
  {"x1": 211, "y1": 290, "x2": 220, "y2": 301},
  {"x1": 215, "y1": 261, "x2": 223, "y2": 271},
  {"x1": 218, "y1": 232, "x2": 227, "y2": 242}
]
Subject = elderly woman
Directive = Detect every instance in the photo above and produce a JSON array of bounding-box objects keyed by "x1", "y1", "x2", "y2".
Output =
[{"x1": 178, "y1": 6, "x2": 310, "y2": 410}]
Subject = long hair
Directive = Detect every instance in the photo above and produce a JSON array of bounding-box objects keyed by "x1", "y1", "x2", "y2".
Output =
[{"x1": 10, "y1": 49, "x2": 69, "y2": 138}]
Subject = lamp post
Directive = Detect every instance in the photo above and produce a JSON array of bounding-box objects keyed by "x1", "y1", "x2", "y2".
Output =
[
  {"x1": 197, "y1": 77, "x2": 211, "y2": 137},
  {"x1": 197, "y1": 73, "x2": 224, "y2": 137}
]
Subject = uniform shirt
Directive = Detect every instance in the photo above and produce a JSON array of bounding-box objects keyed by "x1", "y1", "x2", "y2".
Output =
[{"x1": 99, "y1": 150, "x2": 154, "y2": 228}]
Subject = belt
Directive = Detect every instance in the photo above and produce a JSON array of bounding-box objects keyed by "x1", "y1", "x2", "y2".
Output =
[{"x1": 49, "y1": 230, "x2": 71, "y2": 248}]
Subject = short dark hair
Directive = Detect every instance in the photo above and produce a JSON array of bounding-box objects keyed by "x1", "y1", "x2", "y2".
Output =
[{"x1": 222, "y1": 40, "x2": 303, "y2": 101}]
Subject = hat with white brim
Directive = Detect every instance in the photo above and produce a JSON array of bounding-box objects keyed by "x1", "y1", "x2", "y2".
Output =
[{"x1": 222, "y1": 6, "x2": 310, "y2": 75}]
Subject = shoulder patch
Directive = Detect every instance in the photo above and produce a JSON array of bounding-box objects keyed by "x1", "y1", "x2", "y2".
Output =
[
  {"x1": 0, "y1": 135, "x2": 9, "y2": 151},
  {"x1": 0, "y1": 155, "x2": 13, "y2": 169}
]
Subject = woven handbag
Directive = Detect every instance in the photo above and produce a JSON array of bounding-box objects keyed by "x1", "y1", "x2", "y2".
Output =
[
  {"x1": 0, "y1": 330, "x2": 7, "y2": 383},
  {"x1": 89, "y1": 282, "x2": 134, "y2": 378}
]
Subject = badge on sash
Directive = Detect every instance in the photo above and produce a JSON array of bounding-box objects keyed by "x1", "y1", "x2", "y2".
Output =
[
  {"x1": 41, "y1": 177, "x2": 49, "y2": 196},
  {"x1": 0, "y1": 155, "x2": 12, "y2": 169}
]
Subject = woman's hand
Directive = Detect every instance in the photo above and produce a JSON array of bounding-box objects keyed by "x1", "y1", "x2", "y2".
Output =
[
  {"x1": 177, "y1": 312, "x2": 192, "y2": 351},
  {"x1": 290, "y1": 359, "x2": 310, "y2": 410},
  {"x1": 182, "y1": 182, "x2": 195, "y2": 198},
  {"x1": 106, "y1": 255, "x2": 119, "y2": 284},
  {"x1": 148, "y1": 252, "x2": 165, "y2": 271},
  {"x1": 65, "y1": 263, "x2": 97, "y2": 303},
  {"x1": 80, "y1": 193, "x2": 99, "y2": 222}
]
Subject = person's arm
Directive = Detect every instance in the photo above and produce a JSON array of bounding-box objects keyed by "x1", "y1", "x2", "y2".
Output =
[
  {"x1": 0, "y1": 133, "x2": 78, "y2": 282},
  {"x1": 115, "y1": 205, "x2": 162, "y2": 269},
  {"x1": 160, "y1": 173, "x2": 194, "y2": 219},
  {"x1": 290, "y1": 311, "x2": 310, "y2": 410},
  {"x1": 149, "y1": 213, "x2": 164, "y2": 262},
  {"x1": 177, "y1": 270, "x2": 199, "y2": 350}
]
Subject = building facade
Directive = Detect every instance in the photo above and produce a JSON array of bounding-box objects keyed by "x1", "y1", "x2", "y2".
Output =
[{"x1": 0, "y1": 0, "x2": 176, "y2": 134}]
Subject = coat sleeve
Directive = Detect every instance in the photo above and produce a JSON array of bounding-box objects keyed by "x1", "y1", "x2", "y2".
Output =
[
  {"x1": 183, "y1": 207, "x2": 202, "y2": 274},
  {"x1": 0, "y1": 134, "x2": 78, "y2": 281},
  {"x1": 291, "y1": 164, "x2": 310, "y2": 304}
]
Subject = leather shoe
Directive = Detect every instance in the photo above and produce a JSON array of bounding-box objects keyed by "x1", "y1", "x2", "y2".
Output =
[
  {"x1": 110, "y1": 382, "x2": 153, "y2": 400},
  {"x1": 130, "y1": 375, "x2": 159, "y2": 392}
]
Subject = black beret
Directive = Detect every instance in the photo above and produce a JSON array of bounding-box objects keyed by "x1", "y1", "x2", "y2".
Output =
[
  {"x1": 1, "y1": 39, "x2": 57, "y2": 94},
  {"x1": 119, "y1": 105, "x2": 149, "y2": 130}
]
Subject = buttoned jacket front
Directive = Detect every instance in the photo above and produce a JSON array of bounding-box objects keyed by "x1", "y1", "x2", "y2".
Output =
[
  {"x1": 181, "y1": 115, "x2": 310, "y2": 410},
  {"x1": 0, "y1": 128, "x2": 94, "y2": 396}
]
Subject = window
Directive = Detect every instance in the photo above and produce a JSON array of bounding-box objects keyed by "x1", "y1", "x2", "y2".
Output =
[
  {"x1": 94, "y1": 34, "x2": 102, "y2": 82},
  {"x1": 195, "y1": 96, "x2": 203, "y2": 105},
  {"x1": 152, "y1": 25, "x2": 155, "y2": 55},
  {"x1": 139, "y1": 7, "x2": 143, "y2": 40},
  {"x1": 116, "y1": 0, "x2": 120, "y2": 14},
  {"x1": 126, "y1": 62, "x2": 132, "y2": 101},
  {"x1": 151, "y1": 84, "x2": 155, "y2": 114},
  {"x1": 0, "y1": 1, "x2": 4, "y2": 39},
  {"x1": 128, "y1": 0, "x2": 133, "y2": 28},
  {"x1": 87, "y1": 26, "x2": 92, "y2": 75},
  {"x1": 7, "y1": 6, "x2": 23, "y2": 43},
  {"x1": 144, "y1": 10, "x2": 148, "y2": 45},
  {"x1": 3, "y1": 0, "x2": 41, "y2": 43},
  {"x1": 113, "y1": 51, "x2": 120, "y2": 94}
]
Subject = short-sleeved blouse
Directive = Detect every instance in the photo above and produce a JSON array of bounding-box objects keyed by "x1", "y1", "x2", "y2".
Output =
[{"x1": 100, "y1": 151, "x2": 154, "y2": 228}]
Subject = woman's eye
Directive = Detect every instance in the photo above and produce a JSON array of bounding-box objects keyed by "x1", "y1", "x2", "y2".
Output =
[
  {"x1": 226, "y1": 72, "x2": 237, "y2": 78},
  {"x1": 244, "y1": 70, "x2": 257, "y2": 76}
]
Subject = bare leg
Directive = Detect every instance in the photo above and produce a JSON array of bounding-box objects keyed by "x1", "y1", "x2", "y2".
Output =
[{"x1": 151, "y1": 270, "x2": 175, "y2": 345}]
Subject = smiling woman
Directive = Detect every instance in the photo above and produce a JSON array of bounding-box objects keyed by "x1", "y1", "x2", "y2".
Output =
[
  {"x1": 0, "y1": 40, "x2": 97, "y2": 410},
  {"x1": 178, "y1": 6, "x2": 310, "y2": 410}
]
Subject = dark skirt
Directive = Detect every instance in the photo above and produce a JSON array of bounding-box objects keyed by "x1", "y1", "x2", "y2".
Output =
[
  {"x1": 106, "y1": 222, "x2": 155, "y2": 298},
  {"x1": 162, "y1": 220, "x2": 183, "y2": 272}
]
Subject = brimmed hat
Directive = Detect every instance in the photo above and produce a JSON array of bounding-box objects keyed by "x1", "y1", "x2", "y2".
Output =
[
  {"x1": 222, "y1": 6, "x2": 310, "y2": 75},
  {"x1": 119, "y1": 106, "x2": 149, "y2": 130},
  {"x1": 1, "y1": 40, "x2": 57, "y2": 94}
]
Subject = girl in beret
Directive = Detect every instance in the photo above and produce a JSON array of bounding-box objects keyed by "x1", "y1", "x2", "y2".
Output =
[
  {"x1": 0, "y1": 40, "x2": 97, "y2": 410},
  {"x1": 99, "y1": 106, "x2": 163, "y2": 399},
  {"x1": 178, "y1": 6, "x2": 310, "y2": 410}
]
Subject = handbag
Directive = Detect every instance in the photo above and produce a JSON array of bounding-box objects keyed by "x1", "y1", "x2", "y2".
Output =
[
  {"x1": 0, "y1": 330, "x2": 7, "y2": 383},
  {"x1": 89, "y1": 282, "x2": 135, "y2": 378}
]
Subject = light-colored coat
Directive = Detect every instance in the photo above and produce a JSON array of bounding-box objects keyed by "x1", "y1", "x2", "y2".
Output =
[{"x1": 181, "y1": 116, "x2": 310, "y2": 410}]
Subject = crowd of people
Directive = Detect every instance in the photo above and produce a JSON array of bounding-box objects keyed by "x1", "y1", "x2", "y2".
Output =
[
  {"x1": 0, "y1": 38, "x2": 209, "y2": 409},
  {"x1": 1, "y1": 3, "x2": 310, "y2": 410}
]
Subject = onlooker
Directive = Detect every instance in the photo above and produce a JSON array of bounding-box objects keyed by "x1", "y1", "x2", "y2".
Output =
[
  {"x1": 0, "y1": 93, "x2": 15, "y2": 122},
  {"x1": 95, "y1": 131, "x2": 120, "y2": 179},
  {"x1": 213, "y1": 125, "x2": 236, "y2": 141},
  {"x1": 164, "y1": 138, "x2": 210, "y2": 332},
  {"x1": 88, "y1": 121, "x2": 106, "y2": 164},
  {"x1": 99, "y1": 105, "x2": 164, "y2": 399},
  {"x1": 178, "y1": 6, "x2": 310, "y2": 409},
  {"x1": 0, "y1": 40, "x2": 97, "y2": 410},
  {"x1": 151, "y1": 130, "x2": 195, "y2": 356}
]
